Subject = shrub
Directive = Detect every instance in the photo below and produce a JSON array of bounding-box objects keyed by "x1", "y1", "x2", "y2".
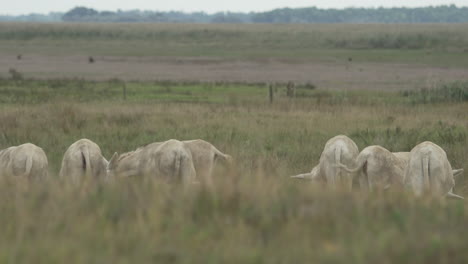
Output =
[
  {"x1": 8, "y1": 68, "x2": 23, "y2": 81},
  {"x1": 401, "y1": 81, "x2": 468, "y2": 104},
  {"x1": 351, "y1": 123, "x2": 467, "y2": 152}
]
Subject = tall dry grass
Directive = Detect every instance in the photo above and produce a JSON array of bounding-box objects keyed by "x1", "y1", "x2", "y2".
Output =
[{"x1": 0, "y1": 169, "x2": 466, "y2": 263}]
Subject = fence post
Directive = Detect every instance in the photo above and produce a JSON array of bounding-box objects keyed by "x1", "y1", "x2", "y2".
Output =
[
  {"x1": 286, "y1": 81, "x2": 296, "y2": 98},
  {"x1": 123, "y1": 82, "x2": 127, "y2": 101},
  {"x1": 269, "y1": 84, "x2": 274, "y2": 104}
]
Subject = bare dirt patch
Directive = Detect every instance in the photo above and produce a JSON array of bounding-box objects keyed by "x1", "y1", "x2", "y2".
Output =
[{"x1": 2, "y1": 54, "x2": 467, "y2": 90}]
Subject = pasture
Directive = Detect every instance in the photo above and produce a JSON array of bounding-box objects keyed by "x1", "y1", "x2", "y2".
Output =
[
  {"x1": 0, "y1": 23, "x2": 468, "y2": 263},
  {"x1": 1, "y1": 23, "x2": 468, "y2": 90}
]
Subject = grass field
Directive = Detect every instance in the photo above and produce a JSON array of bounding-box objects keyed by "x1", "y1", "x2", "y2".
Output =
[
  {"x1": 1, "y1": 23, "x2": 468, "y2": 59},
  {"x1": 1, "y1": 23, "x2": 468, "y2": 70},
  {"x1": 2, "y1": 23, "x2": 468, "y2": 90},
  {"x1": 1, "y1": 78, "x2": 468, "y2": 263},
  {"x1": 1, "y1": 23, "x2": 468, "y2": 263}
]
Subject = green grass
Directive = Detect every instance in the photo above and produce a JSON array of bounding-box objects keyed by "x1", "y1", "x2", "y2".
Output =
[
  {"x1": 2, "y1": 23, "x2": 468, "y2": 67},
  {"x1": 5, "y1": 78, "x2": 465, "y2": 105},
  {"x1": 0, "y1": 79, "x2": 269, "y2": 104}
]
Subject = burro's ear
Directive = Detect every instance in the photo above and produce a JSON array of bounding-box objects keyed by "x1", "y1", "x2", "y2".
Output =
[
  {"x1": 107, "y1": 152, "x2": 119, "y2": 170},
  {"x1": 102, "y1": 156, "x2": 109, "y2": 166},
  {"x1": 291, "y1": 174, "x2": 308, "y2": 179},
  {"x1": 446, "y1": 191, "x2": 464, "y2": 200},
  {"x1": 453, "y1": 169, "x2": 464, "y2": 179}
]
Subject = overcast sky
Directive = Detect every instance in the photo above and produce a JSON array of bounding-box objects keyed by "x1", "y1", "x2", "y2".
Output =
[{"x1": 3, "y1": 1, "x2": 467, "y2": 15}]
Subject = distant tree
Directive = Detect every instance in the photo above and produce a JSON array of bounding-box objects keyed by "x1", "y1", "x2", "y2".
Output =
[
  {"x1": 251, "y1": 5, "x2": 468, "y2": 23},
  {"x1": 211, "y1": 12, "x2": 244, "y2": 23},
  {"x1": 62, "y1": 7, "x2": 99, "y2": 22}
]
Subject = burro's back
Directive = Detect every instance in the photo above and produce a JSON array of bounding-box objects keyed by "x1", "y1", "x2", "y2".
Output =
[
  {"x1": 59, "y1": 139, "x2": 108, "y2": 183},
  {"x1": 404, "y1": 141, "x2": 463, "y2": 199},
  {"x1": 0, "y1": 143, "x2": 48, "y2": 179},
  {"x1": 107, "y1": 139, "x2": 196, "y2": 185}
]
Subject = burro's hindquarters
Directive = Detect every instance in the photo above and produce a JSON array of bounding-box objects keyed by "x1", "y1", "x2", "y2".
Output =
[
  {"x1": 404, "y1": 141, "x2": 464, "y2": 199},
  {"x1": 107, "y1": 139, "x2": 197, "y2": 186},
  {"x1": 59, "y1": 139, "x2": 109, "y2": 183},
  {"x1": 183, "y1": 139, "x2": 232, "y2": 187},
  {"x1": 291, "y1": 135, "x2": 359, "y2": 191},
  {"x1": 0, "y1": 143, "x2": 48, "y2": 179},
  {"x1": 155, "y1": 140, "x2": 196, "y2": 185}
]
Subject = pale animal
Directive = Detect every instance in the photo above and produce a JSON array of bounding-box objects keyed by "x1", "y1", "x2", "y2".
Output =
[
  {"x1": 117, "y1": 139, "x2": 232, "y2": 186},
  {"x1": 291, "y1": 135, "x2": 359, "y2": 190},
  {"x1": 336, "y1": 145, "x2": 409, "y2": 191},
  {"x1": 59, "y1": 139, "x2": 108, "y2": 183},
  {"x1": 107, "y1": 139, "x2": 196, "y2": 185},
  {"x1": 404, "y1": 141, "x2": 464, "y2": 199},
  {"x1": 183, "y1": 139, "x2": 232, "y2": 186},
  {"x1": 0, "y1": 143, "x2": 48, "y2": 179}
]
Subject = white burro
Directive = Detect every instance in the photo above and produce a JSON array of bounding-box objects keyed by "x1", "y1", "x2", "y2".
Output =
[
  {"x1": 335, "y1": 145, "x2": 409, "y2": 192},
  {"x1": 0, "y1": 143, "x2": 48, "y2": 179},
  {"x1": 59, "y1": 139, "x2": 109, "y2": 183},
  {"x1": 291, "y1": 135, "x2": 359, "y2": 190},
  {"x1": 404, "y1": 141, "x2": 464, "y2": 199},
  {"x1": 182, "y1": 139, "x2": 232, "y2": 187},
  {"x1": 107, "y1": 139, "x2": 197, "y2": 186},
  {"x1": 107, "y1": 139, "x2": 231, "y2": 187}
]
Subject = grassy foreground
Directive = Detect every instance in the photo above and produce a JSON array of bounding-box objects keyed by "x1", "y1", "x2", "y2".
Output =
[{"x1": 0, "y1": 79, "x2": 467, "y2": 263}]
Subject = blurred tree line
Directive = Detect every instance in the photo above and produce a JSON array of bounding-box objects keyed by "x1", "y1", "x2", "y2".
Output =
[
  {"x1": 2, "y1": 5, "x2": 468, "y2": 23},
  {"x1": 251, "y1": 5, "x2": 468, "y2": 23},
  {"x1": 0, "y1": 12, "x2": 63, "y2": 22}
]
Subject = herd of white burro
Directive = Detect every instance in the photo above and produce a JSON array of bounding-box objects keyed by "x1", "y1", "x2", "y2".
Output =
[
  {"x1": 0, "y1": 135, "x2": 464, "y2": 199},
  {"x1": 291, "y1": 135, "x2": 464, "y2": 200},
  {"x1": 0, "y1": 138, "x2": 232, "y2": 187}
]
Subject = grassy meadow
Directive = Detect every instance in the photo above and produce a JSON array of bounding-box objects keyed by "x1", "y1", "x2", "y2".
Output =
[
  {"x1": 1, "y1": 23, "x2": 468, "y2": 66},
  {"x1": 1, "y1": 22, "x2": 468, "y2": 263},
  {"x1": 1, "y1": 78, "x2": 468, "y2": 263}
]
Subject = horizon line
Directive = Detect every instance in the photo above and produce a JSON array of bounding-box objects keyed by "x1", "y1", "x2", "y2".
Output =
[{"x1": 1, "y1": 4, "x2": 467, "y2": 17}]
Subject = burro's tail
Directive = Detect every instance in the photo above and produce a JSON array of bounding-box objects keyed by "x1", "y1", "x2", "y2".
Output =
[
  {"x1": 213, "y1": 147, "x2": 233, "y2": 166},
  {"x1": 22, "y1": 154, "x2": 33, "y2": 178},
  {"x1": 330, "y1": 147, "x2": 342, "y2": 186},
  {"x1": 422, "y1": 153, "x2": 430, "y2": 193},
  {"x1": 174, "y1": 150, "x2": 182, "y2": 180},
  {"x1": 335, "y1": 147, "x2": 342, "y2": 174},
  {"x1": 335, "y1": 152, "x2": 369, "y2": 189},
  {"x1": 80, "y1": 145, "x2": 92, "y2": 178},
  {"x1": 335, "y1": 153, "x2": 366, "y2": 174},
  {"x1": 176, "y1": 150, "x2": 196, "y2": 186}
]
